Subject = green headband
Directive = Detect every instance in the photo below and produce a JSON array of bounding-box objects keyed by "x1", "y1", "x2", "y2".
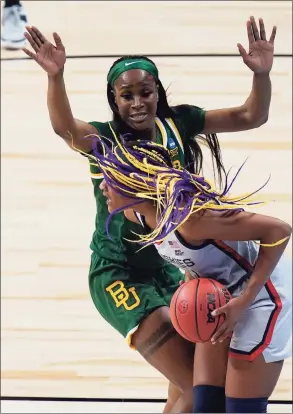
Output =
[{"x1": 107, "y1": 58, "x2": 159, "y2": 86}]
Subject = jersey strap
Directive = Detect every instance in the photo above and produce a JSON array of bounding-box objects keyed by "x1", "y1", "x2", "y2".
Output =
[{"x1": 155, "y1": 117, "x2": 184, "y2": 169}]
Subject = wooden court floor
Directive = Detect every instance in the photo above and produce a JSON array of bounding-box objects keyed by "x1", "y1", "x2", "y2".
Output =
[{"x1": 1, "y1": 1, "x2": 292, "y2": 411}]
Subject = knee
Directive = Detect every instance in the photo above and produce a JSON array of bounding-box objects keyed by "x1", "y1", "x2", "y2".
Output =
[
  {"x1": 193, "y1": 385, "x2": 226, "y2": 413},
  {"x1": 226, "y1": 396, "x2": 268, "y2": 413}
]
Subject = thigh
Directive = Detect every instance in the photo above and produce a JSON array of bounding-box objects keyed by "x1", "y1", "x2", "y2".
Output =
[
  {"x1": 226, "y1": 286, "x2": 289, "y2": 398},
  {"x1": 132, "y1": 306, "x2": 195, "y2": 391},
  {"x1": 226, "y1": 354, "x2": 284, "y2": 398},
  {"x1": 89, "y1": 255, "x2": 173, "y2": 344},
  {"x1": 229, "y1": 286, "x2": 291, "y2": 363},
  {"x1": 193, "y1": 338, "x2": 229, "y2": 387}
]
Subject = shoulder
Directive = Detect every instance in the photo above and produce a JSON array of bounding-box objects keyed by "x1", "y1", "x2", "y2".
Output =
[
  {"x1": 169, "y1": 104, "x2": 206, "y2": 139},
  {"x1": 88, "y1": 120, "x2": 114, "y2": 136},
  {"x1": 171, "y1": 104, "x2": 205, "y2": 120}
]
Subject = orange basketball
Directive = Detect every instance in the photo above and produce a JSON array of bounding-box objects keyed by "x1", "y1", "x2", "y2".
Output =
[{"x1": 170, "y1": 278, "x2": 232, "y2": 343}]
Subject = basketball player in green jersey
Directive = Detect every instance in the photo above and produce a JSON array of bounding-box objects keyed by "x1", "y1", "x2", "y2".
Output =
[{"x1": 23, "y1": 17, "x2": 276, "y2": 413}]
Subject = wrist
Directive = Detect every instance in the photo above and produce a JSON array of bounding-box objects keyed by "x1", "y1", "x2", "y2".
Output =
[
  {"x1": 48, "y1": 69, "x2": 64, "y2": 80},
  {"x1": 240, "y1": 285, "x2": 259, "y2": 305},
  {"x1": 253, "y1": 72, "x2": 271, "y2": 78}
]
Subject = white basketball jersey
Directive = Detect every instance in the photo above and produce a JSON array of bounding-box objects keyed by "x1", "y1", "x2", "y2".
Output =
[
  {"x1": 134, "y1": 212, "x2": 262, "y2": 295},
  {"x1": 133, "y1": 212, "x2": 292, "y2": 363}
]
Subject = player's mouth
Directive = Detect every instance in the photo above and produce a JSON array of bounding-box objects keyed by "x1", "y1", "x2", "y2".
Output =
[{"x1": 129, "y1": 112, "x2": 148, "y2": 124}]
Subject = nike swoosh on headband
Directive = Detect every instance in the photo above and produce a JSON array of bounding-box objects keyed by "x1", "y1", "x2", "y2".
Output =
[{"x1": 125, "y1": 61, "x2": 143, "y2": 66}]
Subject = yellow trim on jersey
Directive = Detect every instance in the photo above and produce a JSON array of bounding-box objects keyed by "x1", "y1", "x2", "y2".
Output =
[
  {"x1": 165, "y1": 118, "x2": 184, "y2": 153},
  {"x1": 155, "y1": 118, "x2": 168, "y2": 147},
  {"x1": 126, "y1": 325, "x2": 139, "y2": 350},
  {"x1": 90, "y1": 172, "x2": 103, "y2": 179},
  {"x1": 108, "y1": 122, "x2": 118, "y2": 141}
]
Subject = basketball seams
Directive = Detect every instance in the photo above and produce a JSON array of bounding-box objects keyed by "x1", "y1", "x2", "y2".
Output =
[
  {"x1": 194, "y1": 279, "x2": 203, "y2": 342},
  {"x1": 208, "y1": 279, "x2": 222, "y2": 340}
]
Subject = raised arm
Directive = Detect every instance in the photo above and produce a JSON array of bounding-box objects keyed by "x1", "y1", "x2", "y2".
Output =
[
  {"x1": 23, "y1": 26, "x2": 96, "y2": 153},
  {"x1": 202, "y1": 17, "x2": 277, "y2": 134}
]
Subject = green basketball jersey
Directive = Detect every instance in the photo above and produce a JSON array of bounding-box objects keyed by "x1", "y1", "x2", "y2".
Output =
[{"x1": 87, "y1": 104, "x2": 205, "y2": 269}]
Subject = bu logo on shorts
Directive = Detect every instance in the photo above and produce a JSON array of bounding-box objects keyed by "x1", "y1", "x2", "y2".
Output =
[{"x1": 106, "y1": 280, "x2": 141, "y2": 311}]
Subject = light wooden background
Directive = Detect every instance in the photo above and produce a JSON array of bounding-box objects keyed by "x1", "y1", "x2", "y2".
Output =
[{"x1": 1, "y1": 0, "x2": 292, "y2": 407}]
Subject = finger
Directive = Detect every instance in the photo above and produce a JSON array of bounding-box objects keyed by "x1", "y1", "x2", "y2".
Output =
[
  {"x1": 211, "y1": 322, "x2": 228, "y2": 343},
  {"x1": 237, "y1": 43, "x2": 248, "y2": 59},
  {"x1": 259, "y1": 18, "x2": 266, "y2": 41},
  {"x1": 30, "y1": 26, "x2": 48, "y2": 44},
  {"x1": 246, "y1": 20, "x2": 255, "y2": 44},
  {"x1": 213, "y1": 327, "x2": 232, "y2": 344},
  {"x1": 250, "y1": 16, "x2": 260, "y2": 41},
  {"x1": 211, "y1": 305, "x2": 227, "y2": 317},
  {"x1": 22, "y1": 47, "x2": 36, "y2": 60},
  {"x1": 25, "y1": 26, "x2": 43, "y2": 49},
  {"x1": 269, "y1": 26, "x2": 277, "y2": 44},
  {"x1": 23, "y1": 31, "x2": 40, "y2": 53},
  {"x1": 53, "y1": 32, "x2": 65, "y2": 50}
]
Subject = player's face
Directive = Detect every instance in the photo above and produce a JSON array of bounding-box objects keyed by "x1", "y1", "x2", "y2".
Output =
[
  {"x1": 113, "y1": 69, "x2": 158, "y2": 131},
  {"x1": 99, "y1": 179, "x2": 136, "y2": 213}
]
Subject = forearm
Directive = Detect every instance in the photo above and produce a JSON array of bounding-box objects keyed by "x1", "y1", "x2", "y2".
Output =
[
  {"x1": 242, "y1": 73, "x2": 271, "y2": 126},
  {"x1": 47, "y1": 71, "x2": 76, "y2": 140}
]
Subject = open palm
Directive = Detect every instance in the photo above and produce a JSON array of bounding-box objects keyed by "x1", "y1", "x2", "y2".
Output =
[
  {"x1": 23, "y1": 26, "x2": 66, "y2": 76},
  {"x1": 237, "y1": 16, "x2": 277, "y2": 74}
]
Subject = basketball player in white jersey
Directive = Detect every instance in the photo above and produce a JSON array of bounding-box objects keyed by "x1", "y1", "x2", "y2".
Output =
[{"x1": 89, "y1": 136, "x2": 292, "y2": 413}]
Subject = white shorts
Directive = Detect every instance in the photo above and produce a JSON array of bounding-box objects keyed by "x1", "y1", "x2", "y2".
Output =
[{"x1": 229, "y1": 257, "x2": 292, "y2": 362}]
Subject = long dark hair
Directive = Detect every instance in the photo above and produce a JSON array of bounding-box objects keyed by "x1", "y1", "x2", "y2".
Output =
[{"x1": 107, "y1": 55, "x2": 226, "y2": 187}]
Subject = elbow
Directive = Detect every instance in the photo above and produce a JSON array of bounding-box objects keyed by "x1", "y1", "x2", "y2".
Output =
[
  {"x1": 52, "y1": 125, "x2": 72, "y2": 143},
  {"x1": 255, "y1": 114, "x2": 268, "y2": 128},
  {"x1": 52, "y1": 125, "x2": 65, "y2": 137},
  {"x1": 240, "y1": 106, "x2": 269, "y2": 130},
  {"x1": 283, "y1": 222, "x2": 292, "y2": 239},
  {"x1": 246, "y1": 114, "x2": 268, "y2": 130},
  {"x1": 269, "y1": 221, "x2": 292, "y2": 246},
  {"x1": 52, "y1": 127, "x2": 61, "y2": 136}
]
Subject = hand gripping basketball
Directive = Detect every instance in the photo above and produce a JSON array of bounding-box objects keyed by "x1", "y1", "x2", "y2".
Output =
[
  {"x1": 170, "y1": 278, "x2": 232, "y2": 343},
  {"x1": 210, "y1": 295, "x2": 249, "y2": 344}
]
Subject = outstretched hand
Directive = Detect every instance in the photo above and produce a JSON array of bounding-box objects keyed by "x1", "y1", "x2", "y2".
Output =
[
  {"x1": 22, "y1": 26, "x2": 66, "y2": 76},
  {"x1": 237, "y1": 16, "x2": 277, "y2": 74}
]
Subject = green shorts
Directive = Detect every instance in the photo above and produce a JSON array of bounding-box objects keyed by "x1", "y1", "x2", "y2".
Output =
[{"x1": 88, "y1": 253, "x2": 183, "y2": 348}]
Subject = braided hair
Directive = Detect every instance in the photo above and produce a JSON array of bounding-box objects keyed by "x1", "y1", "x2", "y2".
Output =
[{"x1": 89, "y1": 131, "x2": 270, "y2": 248}]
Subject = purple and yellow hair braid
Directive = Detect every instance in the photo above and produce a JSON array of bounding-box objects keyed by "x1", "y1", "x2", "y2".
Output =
[{"x1": 71, "y1": 127, "x2": 288, "y2": 249}]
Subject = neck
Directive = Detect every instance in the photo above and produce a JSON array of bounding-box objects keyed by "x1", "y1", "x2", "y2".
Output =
[
  {"x1": 117, "y1": 117, "x2": 157, "y2": 141},
  {"x1": 133, "y1": 122, "x2": 157, "y2": 141},
  {"x1": 132, "y1": 200, "x2": 157, "y2": 229}
]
